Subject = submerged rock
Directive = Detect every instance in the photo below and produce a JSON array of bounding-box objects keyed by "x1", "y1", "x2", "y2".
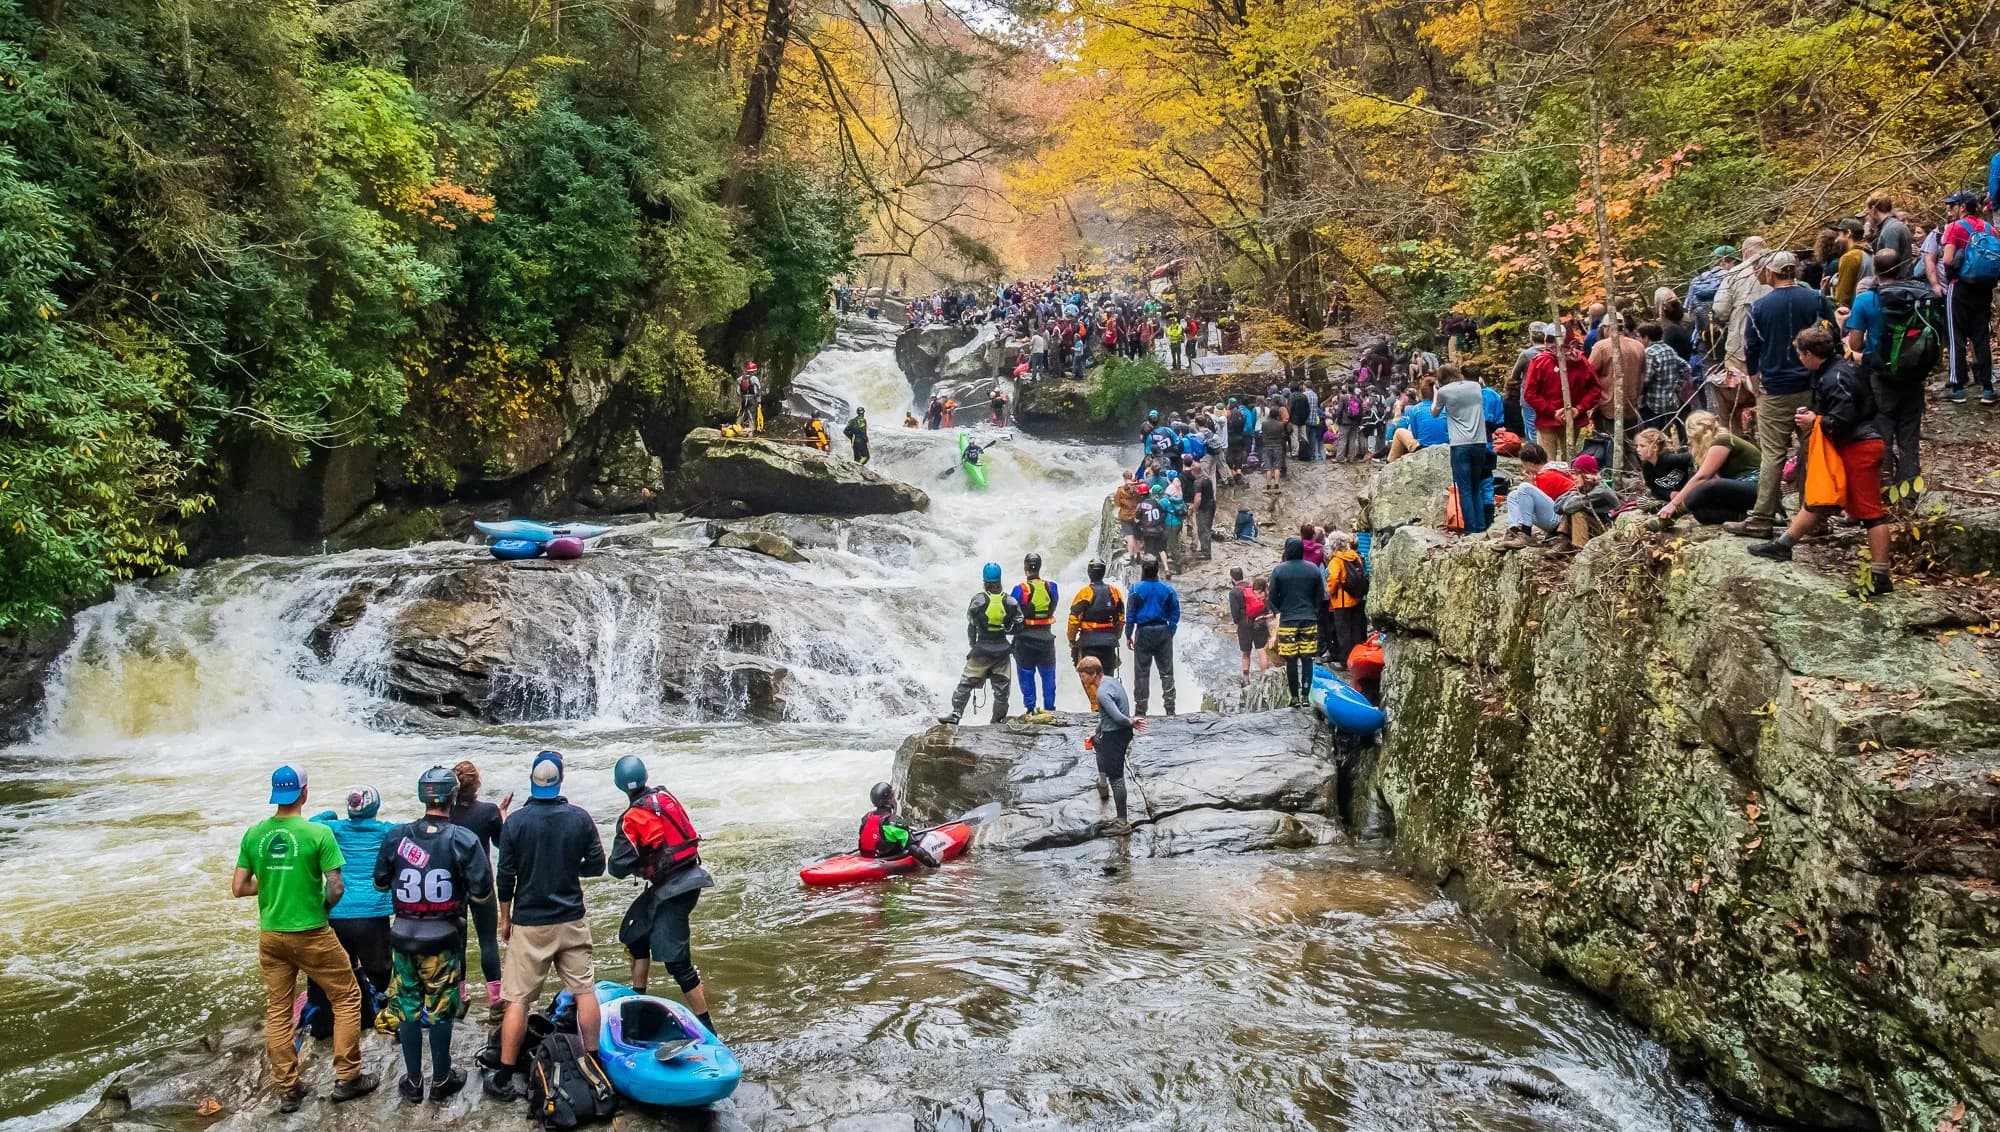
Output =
[
  {"x1": 895, "y1": 710, "x2": 1342, "y2": 855},
  {"x1": 712, "y1": 529, "x2": 809, "y2": 563},
  {"x1": 673, "y1": 428, "x2": 929, "y2": 519},
  {"x1": 1357, "y1": 517, "x2": 2000, "y2": 1130}
]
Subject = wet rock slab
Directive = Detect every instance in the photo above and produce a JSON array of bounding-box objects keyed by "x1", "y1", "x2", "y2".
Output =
[
  {"x1": 674, "y1": 428, "x2": 929, "y2": 519},
  {"x1": 895, "y1": 709, "x2": 1341, "y2": 855}
]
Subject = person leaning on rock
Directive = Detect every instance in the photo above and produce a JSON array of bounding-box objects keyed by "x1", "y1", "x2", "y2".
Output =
[{"x1": 940, "y1": 562, "x2": 1022, "y2": 726}]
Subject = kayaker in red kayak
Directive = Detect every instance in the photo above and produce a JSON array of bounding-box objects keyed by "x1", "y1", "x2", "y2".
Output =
[{"x1": 857, "y1": 782, "x2": 913, "y2": 859}]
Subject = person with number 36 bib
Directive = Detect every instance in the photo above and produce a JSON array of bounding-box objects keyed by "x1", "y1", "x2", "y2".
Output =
[{"x1": 372, "y1": 766, "x2": 492, "y2": 1104}]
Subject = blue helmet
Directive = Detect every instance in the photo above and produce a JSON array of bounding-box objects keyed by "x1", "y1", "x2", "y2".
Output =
[
  {"x1": 1147, "y1": 409, "x2": 1160, "y2": 421},
  {"x1": 614, "y1": 755, "x2": 648, "y2": 796},
  {"x1": 982, "y1": 562, "x2": 1003, "y2": 584}
]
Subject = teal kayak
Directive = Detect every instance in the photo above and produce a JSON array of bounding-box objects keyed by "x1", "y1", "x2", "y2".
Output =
[
  {"x1": 593, "y1": 982, "x2": 741, "y2": 1107},
  {"x1": 473, "y1": 519, "x2": 612, "y2": 544}
]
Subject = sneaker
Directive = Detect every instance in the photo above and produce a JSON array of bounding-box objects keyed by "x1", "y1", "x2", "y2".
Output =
[
  {"x1": 329, "y1": 1073, "x2": 381, "y2": 1103},
  {"x1": 278, "y1": 1085, "x2": 308, "y2": 1114},
  {"x1": 1948, "y1": 386, "x2": 1968, "y2": 403},
  {"x1": 429, "y1": 1068, "x2": 467, "y2": 1102},
  {"x1": 482, "y1": 1069, "x2": 527, "y2": 1102},
  {"x1": 936, "y1": 713, "x2": 960, "y2": 726},
  {"x1": 1722, "y1": 518, "x2": 1774, "y2": 539},
  {"x1": 398, "y1": 1076, "x2": 426, "y2": 1105},
  {"x1": 1983, "y1": 389, "x2": 1998, "y2": 406},
  {"x1": 1745, "y1": 539, "x2": 1793, "y2": 561}
]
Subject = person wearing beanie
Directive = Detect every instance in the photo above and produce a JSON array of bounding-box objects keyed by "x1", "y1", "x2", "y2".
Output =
[
  {"x1": 302, "y1": 785, "x2": 396, "y2": 1042},
  {"x1": 448, "y1": 761, "x2": 511, "y2": 1016},
  {"x1": 484, "y1": 751, "x2": 606, "y2": 1102},
  {"x1": 1553, "y1": 454, "x2": 1619, "y2": 548}
]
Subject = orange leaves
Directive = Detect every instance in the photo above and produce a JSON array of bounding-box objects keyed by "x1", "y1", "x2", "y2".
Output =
[{"x1": 417, "y1": 180, "x2": 496, "y2": 230}]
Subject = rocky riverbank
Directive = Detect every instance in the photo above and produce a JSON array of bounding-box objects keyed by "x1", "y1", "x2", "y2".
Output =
[{"x1": 1352, "y1": 451, "x2": 2000, "y2": 1129}]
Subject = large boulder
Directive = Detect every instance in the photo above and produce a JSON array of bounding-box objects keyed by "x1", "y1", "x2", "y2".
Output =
[
  {"x1": 673, "y1": 429, "x2": 929, "y2": 518},
  {"x1": 1357, "y1": 518, "x2": 2000, "y2": 1130},
  {"x1": 894, "y1": 710, "x2": 1342, "y2": 856},
  {"x1": 1362, "y1": 443, "x2": 1521, "y2": 531},
  {"x1": 893, "y1": 323, "x2": 976, "y2": 390}
]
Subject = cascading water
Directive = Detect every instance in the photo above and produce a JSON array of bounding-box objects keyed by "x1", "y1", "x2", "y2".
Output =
[{"x1": 0, "y1": 341, "x2": 1761, "y2": 1130}]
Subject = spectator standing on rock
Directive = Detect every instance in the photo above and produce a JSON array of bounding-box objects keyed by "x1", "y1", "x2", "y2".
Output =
[
  {"x1": 1748, "y1": 326, "x2": 1893, "y2": 595},
  {"x1": 940, "y1": 563, "x2": 1022, "y2": 726},
  {"x1": 1726, "y1": 251, "x2": 1827, "y2": 540},
  {"x1": 233, "y1": 765, "x2": 380, "y2": 1114},
  {"x1": 609, "y1": 756, "x2": 717, "y2": 1034},
  {"x1": 1011, "y1": 553, "x2": 1061, "y2": 721},
  {"x1": 1187, "y1": 457, "x2": 1215, "y2": 560},
  {"x1": 1228, "y1": 567, "x2": 1271, "y2": 676},
  {"x1": 1076, "y1": 656, "x2": 1142, "y2": 836},
  {"x1": 301, "y1": 787, "x2": 394, "y2": 1044},
  {"x1": 1268, "y1": 537, "x2": 1327, "y2": 708},
  {"x1": 1068, "y1": 558, "x2": 1125, "y2": 686},
  {"x1": 1124, "y1": 554, "x2": 1180, "y2": 717},
  {"x1": 845, "y1": 407, "x2": 870, "y2": 464},
  {"x1": 484, "y1": 750, "x2": 606, "y2": 1102},
  {"x1": 1115, "y1": 470, "x2": 1141, "y2": 560},
  {"x1": 1431, "y1": 365, "x2": 1494, "y2": 533},
  {"x1": 1522, "y1": 332, "x2": 1600, "y2": 461},
  {"x1": 448, "y1": 761, "x2": 509, "y2": 1019},
  {"x1": 1323, "y1": 532, "x2": 1369, "y2": 668},
  {"x1": 1941, "y1": 189, "x2": 1996, "y2": 405}
]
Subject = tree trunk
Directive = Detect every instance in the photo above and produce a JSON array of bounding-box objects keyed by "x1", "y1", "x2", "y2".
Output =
[
  {"x1": 721, "y1": 0, "x2": 793, "y2": 208},
  {"x1": 1588, "y1": 83, "x2": 1626, "y2": 481},
  {"x1": 1518, "y1": 166, "x2": 1574, "y2": 451}
]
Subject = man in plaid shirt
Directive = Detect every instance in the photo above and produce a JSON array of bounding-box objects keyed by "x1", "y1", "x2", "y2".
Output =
[{"x1": 1637, "y1": 321, "x2": 1692, "y2": 437}]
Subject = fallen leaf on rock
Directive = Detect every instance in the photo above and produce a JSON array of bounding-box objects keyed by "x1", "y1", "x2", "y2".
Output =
[
  {"x1": 1745, "y1": 802, "x2": 1763, "y2": 820},
  {"x1": 1744, "y1": 837, "x2": 1763, "y2": 850},
  {"x1": 196, "y1": 1098, "x2": 221, "y2": 1117},
  {"x1": 1688, "y1": 876, "x2": 1706, "y2": 893}
]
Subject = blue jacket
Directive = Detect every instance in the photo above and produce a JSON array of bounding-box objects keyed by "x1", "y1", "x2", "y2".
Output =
[
  {"x1": 310, "y1": 813, "x2": 396, "y2": 919},
  {"x1": 1988, "y1": 151, "x2": 1999, "y2": 208},
  {"x1": 1126, "y1": 579, "x2": 1181, "y2": 634}
]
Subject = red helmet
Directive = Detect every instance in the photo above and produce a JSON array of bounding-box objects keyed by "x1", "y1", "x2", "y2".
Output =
[
  {"x1": 744, "y1": 361, "x2": 759, "y2": 372},
  {"x1": 1135, "y1": 482, "x2": 1150, "y2": 494}
]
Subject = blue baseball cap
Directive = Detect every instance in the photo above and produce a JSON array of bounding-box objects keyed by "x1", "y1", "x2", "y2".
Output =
[
  {"x1": 269, "y1": 765, "x2": 306, "y2": 806},
  {"x1": 529, "y1": 750, "x2": 564, "y2": 799}
]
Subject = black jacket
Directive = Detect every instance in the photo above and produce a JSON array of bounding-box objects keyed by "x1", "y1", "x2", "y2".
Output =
[
  {"x1": 1268, "y1": 539, "x2": 1327, "y2": 626},
  {"x1": 1807, "y1": 357, "x2": 1881, "y2": 445},
  {"x1": 495, "y1": 796, "x2": 605, "y2": 927},
  {"x1": 965, "y1": 589, "x2": 1023, "y2": 655}
]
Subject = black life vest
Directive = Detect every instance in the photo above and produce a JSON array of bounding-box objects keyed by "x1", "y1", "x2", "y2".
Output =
[{"x1": 385, "y1": 819, "x2": 475, "y2": 953}]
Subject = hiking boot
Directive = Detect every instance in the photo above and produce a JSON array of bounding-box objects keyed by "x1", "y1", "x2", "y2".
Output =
[
  {"x1": 398, "y1": 1076, "x2": 426, "y2": 1105},
  {"x1": 1103, "y1": 818, "x2": 1133, "y2": 836},
  {"x1": 429, "y1": 1068, "x2": 467, "y2": 1103},
  {"x1": 1745, "y1": 539, "x2": 1793, "y2": 562},
  {"x1": 329, "y1": 1073, "x2": 380, "y2": 1103},
  {"x1": 1722, "y1": 518, "x2": 1774, "y2": 539},
  {"x1": 278, "y1": 1085, "x2": 308, "y2": 1114},
  {"x1": 1497, "y1": 526, "x2": 1531, "y2": 550},
  {"x1": 1850, "y1": 571, "x2": 1893, "y2": 598},
  {"x1": 482, "y1": 1068, "x2": 527, "y2": 1102},
  {"x1": 1031, "y1": 710, "x2": 1058, "y2": 724}
]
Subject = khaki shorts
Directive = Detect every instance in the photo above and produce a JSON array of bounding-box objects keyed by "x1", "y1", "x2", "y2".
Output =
[{"x1": 500, "y1": 918, "x2": 595, "y2": 1006}]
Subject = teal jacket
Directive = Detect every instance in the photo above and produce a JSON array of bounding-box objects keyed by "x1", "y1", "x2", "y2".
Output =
[{"x1": 310, "y1": 812, "x2": 396, "y2": 920}]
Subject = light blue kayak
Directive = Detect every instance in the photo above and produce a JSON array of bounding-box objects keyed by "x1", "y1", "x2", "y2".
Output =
[
  {"x1": 594, "y1": 981, "x2": 741, "y2": 1108},
  {"x1": 1311, "y1": 669, "x2": 1386, "y2": 734},
  {"x1": 473, "y1": 519, "x2": 612, "y2": 544}
]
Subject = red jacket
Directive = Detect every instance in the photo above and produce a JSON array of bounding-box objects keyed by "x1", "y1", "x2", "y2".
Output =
[{"x1": 1523, "y1": 349, "x2": 1603, "y2": 420}]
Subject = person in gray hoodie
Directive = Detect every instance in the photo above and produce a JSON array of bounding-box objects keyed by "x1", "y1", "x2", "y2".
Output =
[{"x1": 1077, "y1": 655, "x2": 1144, "y2": 836}]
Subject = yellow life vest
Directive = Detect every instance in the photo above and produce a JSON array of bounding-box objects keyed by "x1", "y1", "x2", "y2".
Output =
[
  {"x1": 1020, "y1": 579, "x2": 1055, "y2": 626},
  {"x1": 983, "y1": 593, "x2": 1008, "y2": 631}
]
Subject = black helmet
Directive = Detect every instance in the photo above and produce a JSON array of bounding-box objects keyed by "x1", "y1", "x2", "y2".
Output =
[
  {"x1": 1087, "y1": 558, "x2": 1106, "y2": 581},
  {"x1": 870, "y1": 782, "x2": 895, "y2": 809},
  {"x1": 614, "y1": 755, "x2": 648, "y2": 796},
  {"x1": 1024, "y1": 552, "x2": 1042, "y2": 573},
  {"x1": 418, "y1": 765, "x2": 457, "y2": 807}
]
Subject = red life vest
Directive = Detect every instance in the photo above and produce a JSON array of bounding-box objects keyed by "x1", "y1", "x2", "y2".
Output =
[
  {"x1": 858, "y1": 811, "x2": 887, "y2": 856},
  {"x1": 621, "y1": 788, "x2": 700, "y2": 882}
]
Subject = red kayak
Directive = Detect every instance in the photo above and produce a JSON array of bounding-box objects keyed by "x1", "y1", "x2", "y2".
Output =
[{"x1": 799, "y1": 822, "x2": 975, "y2": 887}]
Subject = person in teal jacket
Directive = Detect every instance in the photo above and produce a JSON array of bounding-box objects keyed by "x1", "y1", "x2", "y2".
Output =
[{"x1": 301, "y1": 786, "x2": 394, "y2": 1037}]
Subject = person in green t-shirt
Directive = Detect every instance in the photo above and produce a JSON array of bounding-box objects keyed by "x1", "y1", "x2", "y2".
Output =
[{"x1": 231, "y1": 765, "x2": 380, "y2": 1112}]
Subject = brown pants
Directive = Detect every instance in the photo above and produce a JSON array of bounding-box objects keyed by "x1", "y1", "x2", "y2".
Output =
[
  {"x1": 260, "y1": 926, "x2": 362, "y2": 1090},
  {"x1": 1535, "y1": 424, "x2": 1576, "y2": 463},
  {"x1": 1559, "y1": 510, "x2": 1605, "y2": 548}
]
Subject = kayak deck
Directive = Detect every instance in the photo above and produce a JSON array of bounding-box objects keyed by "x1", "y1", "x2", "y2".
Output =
[{"x1": 800, "y1": 821, "x2": 974, "y2": 886}]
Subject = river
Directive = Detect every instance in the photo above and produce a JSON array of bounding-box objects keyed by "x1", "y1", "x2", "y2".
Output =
[{"x1": 0, "y1": 343, "x2": 1759, "y2": 1130}]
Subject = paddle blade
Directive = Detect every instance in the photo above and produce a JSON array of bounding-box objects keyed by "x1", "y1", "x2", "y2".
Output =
[{"x1": 956, "y1": 802, "x2": 1003, "y2": 827}]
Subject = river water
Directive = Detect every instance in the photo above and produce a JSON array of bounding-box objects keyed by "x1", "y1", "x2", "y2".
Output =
[{"x1": 0, "y1": 344, "x2": 1758, "y2": 1130}]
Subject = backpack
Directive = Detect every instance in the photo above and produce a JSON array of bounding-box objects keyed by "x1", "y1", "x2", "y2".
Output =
[
  {"x1": 1241, "y1": 586, "x2": 1267, "y2": 620},
  {"x1": 1346, "y1": 396, "x2": 1362, "y2": 419},
  {"x1": 1340, "y1": 559, "x2": 1370, "y2": 600},
  {"x1": 526, "y1": 1032, "x2": 618, "y2": 1130},
  {"x1": 623, "y1": 788, "x2": 701, "y2": 882},
  {"x1": 1873, "y1": 279, "x2": 1944, "y2": 385},
  {"x1": 1227, "y1": 406, "x2": 1247, "y2": 435},
  {"x1": 738, "y1": 375, "x2": 751, "y2": 394},
  {"x1": 1956, "y1": 219, "x2": 2000, "y2": 284}
]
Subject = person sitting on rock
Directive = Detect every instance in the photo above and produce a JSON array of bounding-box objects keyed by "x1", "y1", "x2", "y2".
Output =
[
  {"x1": 1498, "y1": 442, "x2": 1574, "y2": 549},
  {"x1": 857, "y1": 782, "x2": 911, "y2": 859},
  {"x1": 1553, "y1": 454, "x2": 1618, "y2": 549}
]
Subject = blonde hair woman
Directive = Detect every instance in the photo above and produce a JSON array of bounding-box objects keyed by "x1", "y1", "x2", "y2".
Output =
[{"x1": 1655, "y1": 410, "x2": 1762, "y2": 525}]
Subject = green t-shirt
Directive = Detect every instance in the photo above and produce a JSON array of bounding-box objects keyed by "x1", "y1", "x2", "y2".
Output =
[{"x1": 236, "y1": 816, "x2": 344, "y2": 933}]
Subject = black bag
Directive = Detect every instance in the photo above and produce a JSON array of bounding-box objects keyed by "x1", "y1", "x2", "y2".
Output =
[
  {"x1": 526, "y1": 1031, "x2": 618, "y2": 1129},
  {"x1": 1872, "y1": 279, "x2": 1943, "y2": 385},
  {"x1": 1341, "y1": 561, "x2": 1370, "y2": 601}
]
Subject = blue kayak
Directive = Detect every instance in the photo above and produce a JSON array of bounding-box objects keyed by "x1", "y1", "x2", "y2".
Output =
[
  {"x1": 1311, "y1": 669, "x2": 1386, "y2": 734},
  {"x1": 594, "y1": 982, "x2": 741, "y2": 1108},
  {"x1": 474, "y1": 519, "x2": 613, "y2": 544},
  {"x1": 489, "y1": 538, "x2": 543, "y2": 561}
]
